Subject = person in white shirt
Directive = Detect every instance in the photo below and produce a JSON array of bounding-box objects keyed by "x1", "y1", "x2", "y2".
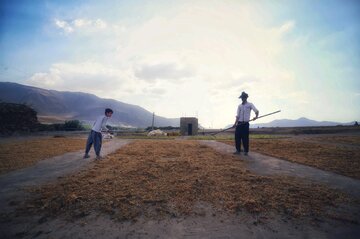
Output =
[
  {"x1": 233, "y1": 92, "x2": 259, "y2": 155},
  {"x1": 83, "y1": 108, "x2": 113, "y2": 160}
]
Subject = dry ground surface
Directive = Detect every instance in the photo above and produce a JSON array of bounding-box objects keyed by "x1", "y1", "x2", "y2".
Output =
[
  {"x1": 307, "y1": 135, "x2": 360, "y2": 146},
  {"x1": 0, "y1": 136, "x2": 360, "y2": 238},
  {"x1": 0, "y1": 136, "x2": 87, "y2": 174},
  {"x1": 220, "y1": 134, "x2": 360, "y2": 179},
  {"x1": 24, "y1": 140, "x2": 354, "y2": 219},
  {"x1": 1, "y1": 140, "x2": 358, "y2": 238}
]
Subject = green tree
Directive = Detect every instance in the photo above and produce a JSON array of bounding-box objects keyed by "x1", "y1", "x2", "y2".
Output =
[
  {"x1": 63, "y1": 120, "x2": 84, "y2": 131},
  {"x1": 0, "y1": 102, "x2": 39, "y2": 134}
]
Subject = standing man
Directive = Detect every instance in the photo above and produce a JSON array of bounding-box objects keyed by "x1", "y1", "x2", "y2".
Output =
[
  {"x1": 233, "y1": 92, "x2": 259, "y2": 155},
  {"x1": 84, "y1": 108, "x2": 113, "y2": 160}
]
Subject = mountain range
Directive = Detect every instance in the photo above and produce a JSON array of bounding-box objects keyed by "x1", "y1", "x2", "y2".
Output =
[
  {"x1": 0, "y1": 82, "x2": 178, "y2": 127},
  {"x1": 1, "y1": 82, "x2": 356, "y2": 128},
  {"x1": 251, "y1": 117, "x2": 355, "y2": 128}
]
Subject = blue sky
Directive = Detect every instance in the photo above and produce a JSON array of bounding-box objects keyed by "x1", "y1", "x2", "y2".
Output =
[{"x1": 1, "y1": 0, "x2": 359, "y2": 127}]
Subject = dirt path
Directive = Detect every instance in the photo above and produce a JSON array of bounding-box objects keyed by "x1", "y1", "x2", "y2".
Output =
[
  {"x1": 4, "y1": 208, "x2": 352, "y2": 239},
  {"x1": 0, "y1": 139, "x2": 131, "y2": 214},
  {"x1": 200, "y1": 140, "x2": 360, "y2": 198}
]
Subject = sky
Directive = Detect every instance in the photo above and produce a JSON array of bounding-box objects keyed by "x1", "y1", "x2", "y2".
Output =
[{"x1": 1, "y1": 0, "x2": 359, "y2": 128}]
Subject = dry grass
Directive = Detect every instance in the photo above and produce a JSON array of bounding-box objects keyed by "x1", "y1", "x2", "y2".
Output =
[
  {"x1": 309, "y1": 135, "x2": 360, "y2": 146},
  {"x1": 0, "y1": 137, "x2": 86, "y2": 174},
  {"x1": 221, "y1": 136, "x2": 360, "y2": 179},
  {"x1": 25, "y1": 140, "x2": 353, "y2": 222}
]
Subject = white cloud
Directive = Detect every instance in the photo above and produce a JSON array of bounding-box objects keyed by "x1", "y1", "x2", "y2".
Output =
[
  {"x1": 42, "y1": 2, "x2": 305, "y2": 127},
  {"x1": 134, "y1": 62, "x2": 194, "y2": 82},
  {"x1": 54, "y1": 19, "x2": 74, "y2": 34},
  {"x1": 54, "y1": 18, "x2": 108, "y2": 34},
  {"x1": 27, "y1": 61, "x2": 127, "y2": 95},
  {"x1": 142, "y1": 87, "x2": 167, "y2": 97},
  {"x1": 94, "y1": 19, "x2": 107, "y2": 29},
  {"x1": 278, "y1": 20, "x2": 295, "y2": 34},
  {"x1": 73, "y1": 18, "x2": 92, "y2": 28}
]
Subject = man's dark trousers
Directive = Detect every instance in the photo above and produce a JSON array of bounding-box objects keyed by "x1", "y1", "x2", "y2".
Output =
[
  {"x1": 85, "y1": 130, "x2": 102, "y2": 156},
  {"x1": 235, "y1": 122, "x2": 249, "y2": 153}
]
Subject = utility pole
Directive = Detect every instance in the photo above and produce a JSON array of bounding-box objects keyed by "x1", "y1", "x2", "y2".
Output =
[{"x1": 151, "y1": 112, "x2": 155, "y2": 130}]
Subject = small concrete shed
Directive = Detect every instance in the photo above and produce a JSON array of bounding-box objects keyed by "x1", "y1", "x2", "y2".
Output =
[{"x1": 180, "y1": 117, "x2": 198, "y2": 136}]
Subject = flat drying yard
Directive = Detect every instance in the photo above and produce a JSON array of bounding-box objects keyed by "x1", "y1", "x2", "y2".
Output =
[
  {"x1": 1, "y1": 132, "x2": 359, "y2": 238},
  {"x1": 221, "y1": 134, "x2": 360, "y2": 179},
  {"x1": 0, "y1": 136, "x2": 87, "y2": 174},
  {"x1": 26, "y1": 140, "x2": 352, "y2": 221}
]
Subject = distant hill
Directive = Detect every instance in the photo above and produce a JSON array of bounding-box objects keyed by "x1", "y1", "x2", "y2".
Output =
[
  {"x1": 251, "y1": 117, "x2": 354, "y2": 128},
  {"x1": 0, "y1": 82, "x2": 179, "y2": 127}
]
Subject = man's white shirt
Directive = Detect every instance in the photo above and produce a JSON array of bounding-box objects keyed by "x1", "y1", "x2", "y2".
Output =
[
  {"x1": 236, "y1": 102, "x2": 259, "y2": 122},
  {"x1": 92, "y1": 115, "x2": 109, "y2": 132}
]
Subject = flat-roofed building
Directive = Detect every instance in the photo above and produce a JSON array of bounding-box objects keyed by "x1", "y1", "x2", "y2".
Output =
[{"x1": 180, "y1": 117, "x2": 198, "y2": 136}]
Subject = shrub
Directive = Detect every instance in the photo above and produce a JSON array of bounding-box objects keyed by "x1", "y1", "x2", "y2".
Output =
[
  {"x1": 0, "y1": 102, "x2": 39, "y2": 135},
  {"x1": 63, "y1": 120, "x2": 84, "y2": 131}
]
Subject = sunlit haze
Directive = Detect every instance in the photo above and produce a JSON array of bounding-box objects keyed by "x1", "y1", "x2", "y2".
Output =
[{"x1": 1, "y1": 0, "x2": 359, "y2": 128}]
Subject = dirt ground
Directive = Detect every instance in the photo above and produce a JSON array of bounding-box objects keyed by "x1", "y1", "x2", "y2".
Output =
[
  {"x1": 23, "y1": 140, "x2": 355, "y2": 219},
  {"x1": 0, "y1": 136, "x2": 87, "y2": 174},
  {"x1": 0, "y1": 136, "x2": 360, "y2": 238},
  {"x1": 220, "y1": 134, "x2": 360, "y2": 179},
  {"x1": 308, "y1": 135, "x2": 360, "y2": 146},
  {"x1": 0, "y1": 139, "x2": 358, "y2": 238}
]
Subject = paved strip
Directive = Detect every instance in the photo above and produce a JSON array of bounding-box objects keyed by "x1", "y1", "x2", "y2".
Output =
[{"x1": 200, "y1": 140, "x2": 360, "y2": 198}]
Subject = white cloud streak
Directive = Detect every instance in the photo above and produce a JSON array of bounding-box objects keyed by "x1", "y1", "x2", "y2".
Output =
[
  {"x1": 27, "y1": 61, "x2": 126, "y2": 95},
  {"x1": 54, "y1": 18, "x2": 108, "y2": 34},
  {"x1": 278, "y1": 20, "x2": 295, "y2": 34},
  {"x1": 54, "y1": 19, "x2": 74, "y2": 33}
]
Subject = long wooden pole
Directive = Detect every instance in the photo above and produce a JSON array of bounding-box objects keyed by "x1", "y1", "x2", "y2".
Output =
[{"x1": 211, "y1": 110, "x2": 281, "y2": 136}]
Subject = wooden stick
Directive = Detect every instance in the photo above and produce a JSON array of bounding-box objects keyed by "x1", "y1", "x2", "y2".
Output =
[{"x1": 211, "y1": 110, "x2": 281, "y2": 136}]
